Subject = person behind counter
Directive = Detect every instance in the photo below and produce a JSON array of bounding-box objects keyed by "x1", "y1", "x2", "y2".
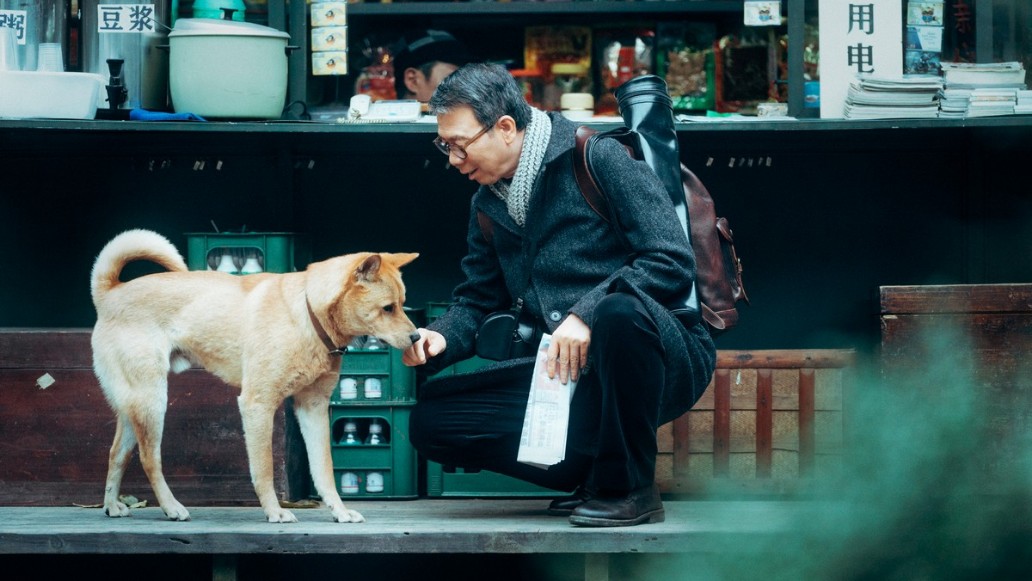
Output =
[
  {"x1": 392, "y1": 30, "x2": 471, "y2": 102},
  {"x1": 402, "y1": 63, "x2": 716, "y2": 527}
]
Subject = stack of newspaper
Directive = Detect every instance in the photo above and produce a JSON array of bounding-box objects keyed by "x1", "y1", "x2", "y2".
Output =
[
  {"x1": 1017, "y1": 90, "x2": 1032, "y2": 115},
  {"x1": 843, "y1": 76, "x2": 943, "y2": 119},
  {"x1": 938, "y1": 61, "x2": 1027, "y2": 118},
  {"x1": 940, "y1": 61, "x2": 1026, "y2": 88}
]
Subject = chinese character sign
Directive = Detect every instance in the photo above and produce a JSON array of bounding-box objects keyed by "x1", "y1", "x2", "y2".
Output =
[
  {"x1": 818, "y1": 0, "x2": 903, "y2": 118},
  {"x1": 0, "y1": 11, "x2": 27, "y2": 44},
  {"x1": 97, "y1": 4, "x2": 156, "y2": 34}
]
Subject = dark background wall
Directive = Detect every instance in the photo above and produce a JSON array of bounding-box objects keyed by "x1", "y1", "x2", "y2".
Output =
[{"x1": 1, "y1": 122, "x2": 1029, "y2": 357}]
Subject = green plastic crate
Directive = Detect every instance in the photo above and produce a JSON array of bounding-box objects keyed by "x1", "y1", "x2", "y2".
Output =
[
  {"x1": 423, "y1": 301, "x2": 554, "y2": 498},
  {"x1": 321, "y1": 404, "x2": 417, "y2": 499},
  {"x1": 335, "y1": 347, "x2": 415, "y2": 404},
  {"x1": 184, "y1": 232, "x2": 309, "y2": 274},
  {"x1": 425, "y1": 461, "x2": 556, "y2": 498}
]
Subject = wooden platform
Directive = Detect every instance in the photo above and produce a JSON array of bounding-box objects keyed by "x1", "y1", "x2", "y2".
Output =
[{"x1": 0, "y1": 500, "x2": 840, "y2": 580}]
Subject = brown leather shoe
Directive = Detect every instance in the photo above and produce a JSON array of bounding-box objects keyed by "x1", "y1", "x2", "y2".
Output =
[
  {"x1": 568, "y1": 484, "x2": 665, "y2": 527},
  {"x1": 546, "y1": 486, "x2": 593, "y2": 516}
]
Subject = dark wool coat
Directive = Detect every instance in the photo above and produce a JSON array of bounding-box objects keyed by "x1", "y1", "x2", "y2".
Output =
[{"x1": 426, "y1": 112, "x2": 715, "y2": 423}]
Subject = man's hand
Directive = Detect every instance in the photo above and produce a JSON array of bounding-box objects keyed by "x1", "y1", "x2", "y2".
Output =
[
  {"x1": 546, "y1": 314, "x2": 590, "y2": 384},
  {"x1": 402, "y1": 328, "x2": 446, "y2": 366}
]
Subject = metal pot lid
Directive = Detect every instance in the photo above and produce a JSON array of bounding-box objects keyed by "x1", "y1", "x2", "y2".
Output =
[{"x1": 169, "y1": 18, "x2": 290, "y2": 40}]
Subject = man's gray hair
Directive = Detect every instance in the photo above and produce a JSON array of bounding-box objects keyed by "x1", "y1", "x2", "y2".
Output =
[{"x1": 429, "y1": 62, "x2": 532, "y2": 130}]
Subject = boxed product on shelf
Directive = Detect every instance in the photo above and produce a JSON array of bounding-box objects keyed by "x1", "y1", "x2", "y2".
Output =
[
  {"x1": 184, "y1": 231, "x2": 310, "y2": 274},
  {"x1": 323, "y1": 404, "x2": 418, "y2": 499},
  {"x1": 656, "y1": 21, "x2": 716, "y2": 112}
]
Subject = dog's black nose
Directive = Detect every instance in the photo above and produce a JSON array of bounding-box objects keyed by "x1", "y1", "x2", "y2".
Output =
[{"x1": 409, "y1": 331, "x2": 421, "y2": 344}]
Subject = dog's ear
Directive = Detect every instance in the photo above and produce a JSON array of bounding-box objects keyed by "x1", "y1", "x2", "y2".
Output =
[
  {"x1": 388, "y1": 253, "x2": 419, "y2": 268},
  {"x1": 355, "y1": 254, "x2": 382, "y2": 282}
]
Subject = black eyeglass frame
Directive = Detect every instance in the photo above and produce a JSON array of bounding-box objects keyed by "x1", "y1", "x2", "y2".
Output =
[{"x1": 432, "y1": 120, "x2": 496, "y2": 160}]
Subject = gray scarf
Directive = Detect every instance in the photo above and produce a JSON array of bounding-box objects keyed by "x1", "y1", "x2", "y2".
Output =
[{"x1": 489, "y1": 107, "x2": 551, "y2": 227}]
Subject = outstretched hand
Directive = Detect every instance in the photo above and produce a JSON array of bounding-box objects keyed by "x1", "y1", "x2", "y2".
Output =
[{"x1": 402, "y1": 328, "x2": 446, "y2": 366}]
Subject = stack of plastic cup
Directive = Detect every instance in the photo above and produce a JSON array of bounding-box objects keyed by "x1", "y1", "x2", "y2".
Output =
[{"x1": 36, "y1": 43, "x2": 63, "y2": 72}]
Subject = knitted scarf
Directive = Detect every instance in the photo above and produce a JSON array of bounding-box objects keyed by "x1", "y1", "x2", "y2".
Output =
[{"x1": 489, "y1": 107, "x2": 551, "y2": 227}]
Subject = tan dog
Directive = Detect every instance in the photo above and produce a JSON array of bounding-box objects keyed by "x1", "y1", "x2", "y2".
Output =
[{"x1": 90, "y1": 229, "x2": 419, "y2": 523}]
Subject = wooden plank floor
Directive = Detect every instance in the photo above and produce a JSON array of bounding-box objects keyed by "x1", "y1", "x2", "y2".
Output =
[{"x1": 0, "y1": 500, "x2": 838, "y2": 556}]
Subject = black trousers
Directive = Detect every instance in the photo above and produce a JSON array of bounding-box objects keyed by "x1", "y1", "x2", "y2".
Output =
[{"x1": 409, "y1": 292, "x2": 665, "y2": 496}]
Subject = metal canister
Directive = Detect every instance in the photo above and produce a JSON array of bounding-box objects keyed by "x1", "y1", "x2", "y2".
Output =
[{"x1": 80, "y1": 0, "x2": 170, "y2": 109}]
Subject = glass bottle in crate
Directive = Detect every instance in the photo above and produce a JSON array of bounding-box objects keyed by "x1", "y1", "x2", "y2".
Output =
[
  {"x1": 339, "y1": 377, "x2": 358, "y2": 400},
  {"x1": 366, "y1": 471, "x2": 384, "y2": 493},
  {"x1": 340, "y1": 471, "x2": 360, "y2": 495},
  {"x1": 363, "y1": 377, "x2": 382, "y2": 399},
  {"x1": 363, "y1": 336, "x2": 385, "y2": 350},
  {"x1": 339, "y1": 419, "x2": 360, "y2": 445},
  {"x1": 365, "y1": 418, "x2": 385, "y2": 445},
  {"x1": 240, "y1": 249, "x2": 263, "y2": 274}
]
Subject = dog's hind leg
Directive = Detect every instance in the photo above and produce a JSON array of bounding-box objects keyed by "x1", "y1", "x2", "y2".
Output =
[
  {"x1": 294, "y1": 384, "x2": 364, "y2": 523},
  {"x1": 102, "y1": 414, "x2": 137, "y2": 517},
  {"x1": 129, "y1": 383, "x2": 191, "y2": 521}
]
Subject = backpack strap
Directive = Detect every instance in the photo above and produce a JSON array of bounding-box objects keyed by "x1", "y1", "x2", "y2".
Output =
[
  {"x1": 573, "y1": 125, "x2": 608, "y2": 221},
  {"x1": 476, "y1": 208, "x2": 494, "y2": 244},
  {"x1": 573, "y1": 125, "x2": 643, "y2": 223}
]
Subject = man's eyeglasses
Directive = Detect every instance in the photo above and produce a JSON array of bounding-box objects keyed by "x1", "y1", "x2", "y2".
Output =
[{"x1": 433, "y1": 122, "x2": 495, "y2": 160}]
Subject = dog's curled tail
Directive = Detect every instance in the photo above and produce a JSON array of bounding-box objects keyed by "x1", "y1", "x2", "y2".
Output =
[{"x1": 91, "y1": 229, "x2": 189, "y2": 306}]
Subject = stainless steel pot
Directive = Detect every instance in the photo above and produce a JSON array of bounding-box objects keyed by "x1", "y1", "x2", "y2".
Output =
[
  {"x1": 167, "y1": 18, "x2": 294, "y2": 119},
  {"x1": 81, "y1": 0, "x2": 169, "y2": 110}
]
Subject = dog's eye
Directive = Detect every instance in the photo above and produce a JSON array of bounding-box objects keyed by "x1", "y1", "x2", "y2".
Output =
[{"x1": 383, "y1": 305, "x2": 395, "y2": 314}]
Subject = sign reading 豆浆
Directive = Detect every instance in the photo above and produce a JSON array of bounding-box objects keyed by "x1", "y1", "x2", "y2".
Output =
[
  {"x1": 96, "y1": 4, "x2": 157, "y2": 33},
  {"x1": 818, "y1": 0, "x2": 903, "y2": 118}
]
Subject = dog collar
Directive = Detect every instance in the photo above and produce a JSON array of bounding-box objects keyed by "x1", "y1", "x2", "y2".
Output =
[{"x1": 305, "y1": 297, "x2": 347, "y2": 356}]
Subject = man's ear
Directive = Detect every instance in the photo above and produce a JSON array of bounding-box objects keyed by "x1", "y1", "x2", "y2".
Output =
[
  {"x1": 497, "y1": 115, "x2": 518, "y2": 144},
  {"x1": 403, "y1": 67, "x2": 422, "y2": 95}
]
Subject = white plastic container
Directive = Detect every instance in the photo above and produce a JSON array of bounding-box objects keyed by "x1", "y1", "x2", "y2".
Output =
[
  {"x1": 167, "y1": 18, "x2": 292, "y2": 119},
  {"x1": 0, "y1": 71, "x2": 105, "y2": 119}
]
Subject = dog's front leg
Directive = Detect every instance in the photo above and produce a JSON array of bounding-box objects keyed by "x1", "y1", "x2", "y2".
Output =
[
  {"x1": 238, "y1": 391, "x2": 298, "y2": 523},
  {"x1": 294, "y1": 386, "x2": 365, "y2": 523}
]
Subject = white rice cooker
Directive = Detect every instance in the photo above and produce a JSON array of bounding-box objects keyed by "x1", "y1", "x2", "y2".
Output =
[{"x1": 167, "y1": 18, "x2": 295, "y2": 119}]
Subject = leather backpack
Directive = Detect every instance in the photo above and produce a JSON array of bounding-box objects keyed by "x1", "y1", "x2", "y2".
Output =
[{"x1": 572, "y1": 124, "x2": 748, "y2": 334}]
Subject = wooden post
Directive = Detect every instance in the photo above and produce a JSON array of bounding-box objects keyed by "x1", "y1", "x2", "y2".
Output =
[
  {"x1": 756, "y1": 369, "x2": 773, "y2": 478},
  {"x1": 584, "y1": 554, "x2": 609, "y2": 581}
]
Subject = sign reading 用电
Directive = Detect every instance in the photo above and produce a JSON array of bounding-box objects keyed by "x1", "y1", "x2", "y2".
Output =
[{"x1": 818, "y1": 0, "x2": 903, "y2": 118}]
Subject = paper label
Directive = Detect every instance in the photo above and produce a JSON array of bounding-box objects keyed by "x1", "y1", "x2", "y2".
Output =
[
  {"x1": 97, "y1": 4, "x2": 157, "y2": 34},
  {"x1": 0, "y1": 12, "x2": 27, "y2": 44}
]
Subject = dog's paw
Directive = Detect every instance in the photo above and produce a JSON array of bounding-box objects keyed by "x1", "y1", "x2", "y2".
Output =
[
  {"x1": 162, "y1": 502, "x2": 191, "y2": 521},
  {"x1": 266, "y1": 508, "x2": 299, "y2": 523},
  {"x1": 332, "y1": 507, "x2": 365, "y2": 524},
  {"x1": 104, "y1": 501, "x2": 131, "y2": 518}
]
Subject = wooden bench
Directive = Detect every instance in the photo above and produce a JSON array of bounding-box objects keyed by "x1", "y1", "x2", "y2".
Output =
[
  {"x1": 0, "y1": 499, "x2": 843, "y2": 580},
  {"x1": 0, "y1": 329, "x2": 856, "y2": 579},
  {"x1": 658, "y1": 349, "x2": 854, "y2": 497}
]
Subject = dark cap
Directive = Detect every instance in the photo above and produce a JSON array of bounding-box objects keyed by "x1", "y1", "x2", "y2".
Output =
[{"x1": 393, "y1": 30, "x2": 471, "y2": 76}]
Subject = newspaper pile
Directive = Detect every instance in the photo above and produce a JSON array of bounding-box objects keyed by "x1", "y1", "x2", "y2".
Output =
[{"x1": 517, "y1": 334, "x2": 578, "y2": 469}]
